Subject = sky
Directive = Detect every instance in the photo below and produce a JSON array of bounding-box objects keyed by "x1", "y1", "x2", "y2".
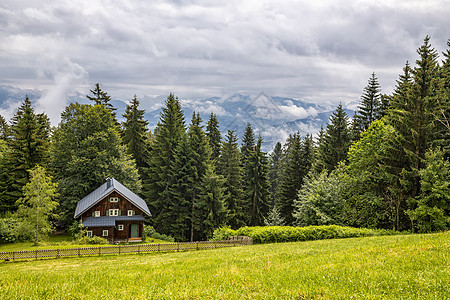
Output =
[{"x1": 0, "y1": 0, "x2": 449, "y2": 124}]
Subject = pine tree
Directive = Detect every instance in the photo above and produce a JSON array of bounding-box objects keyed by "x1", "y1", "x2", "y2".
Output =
[
  {"x1": 0, "y1": 115, "x2": 10, "y2": 141},
  {"x1": 51, "y1": 103, "x2": 140, "y2": 223},
  {"x1": 165, "y1": 134, "x2": 195, "y2": 241},
  {"x1": 187, "y1": 112, "x2": 212, "y2": 241},
  {"x1": 245, "y1": 137, "x2": 270, "y2": 226},
  {"x1": 241, "y1": 123, "x2": 255, "y2": 161},
  {"x1": 206, "y1": 113, "x2": 221, "y2": 161},
  {"x1": 268, "y1": 141, "x2": 282, "y2": 207},
  {"x1": 315, "y1": 104, "x2": 351, "y2": 172},
  {"x1": 194, "y1": 164, "x2": 227, "y2": 240},
  {"x1": 218, "y1": 130, "x2": 245, "y2": 229},
  {"x1": 145, "y1": 94, "x2": 185, "y2": 233},
  {"x1": 240, "y1": 123, "x2": 256, "y2": 225},
  {"x1": 277, "y1": 133, "x2": 303, "y2": 225},
  {"x1": 86, "y1": 83, "x2": 116, "y2": 112},
  {"x1": 122, "y1": 95, "x2": 151, "y2": 178},
  {"x1": 356, "y1": 72, "x2": 382, "y2": 132},
  {"x1": 7, "y1": 97, "x2": 50, "y2": 204}
]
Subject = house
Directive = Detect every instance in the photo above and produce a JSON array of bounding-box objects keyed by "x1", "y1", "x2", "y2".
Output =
[{"x1": 74, "y1": 178, "x2": 151, "y2": 242}]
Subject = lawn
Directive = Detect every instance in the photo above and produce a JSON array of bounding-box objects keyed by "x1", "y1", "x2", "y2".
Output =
[{"x1": 0, "y1": 232, "x2": 448, "y2": 299}]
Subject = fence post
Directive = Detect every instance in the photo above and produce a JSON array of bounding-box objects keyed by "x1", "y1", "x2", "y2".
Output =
[
  {"x1": 177, "y1": 243, "x2": 179, "y2": 252},
  {"x1": 13, "y1": 252, "x2": 15, "y2": 261},
  {"x1": 57, "y1": 249, "x2": 60, "y2": 259},
  {"x1": 138, "y1": 245, "x2": 140, "y2": 254},
  {"x1": 119, "y1": 245, "x2": 121, "y2": 255},
  {"x1": 35, "y1": 250, "x2": 38, "y2": 259},
  {"x1": 98, "y1": 247, "x2": 101, "y2": 256},
  {"x1": 197, "y1": 242, "x2": 199, "y2": 250},
  {"x1": 158, "y1": 244, "x2": 160, "y2": 252},
  {"x1": 78, "y1": 248, "x2": 81, "y2": 257}
]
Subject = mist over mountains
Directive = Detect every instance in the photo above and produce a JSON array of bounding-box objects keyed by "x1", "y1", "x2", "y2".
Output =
[{"x1": 0, "y1": 86, "x2": 354, "y2": 151}]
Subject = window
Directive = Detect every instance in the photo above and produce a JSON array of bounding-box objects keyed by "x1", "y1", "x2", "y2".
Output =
[
  {"x1": 117, "y1": 224, "x2": 124, "y2": 231},
  {"x1": 94, "y1": 211, "x2": 100, "y2": 217},
  {"x1": 86, "y1": 231, "x2": 93, "y2": 237},
  {"x1": 109, "y1": 197, "x2": 119, "y2": 202},
  {"x1": 102, "y1": 230, "x2": 108, "y2": 236},
  {"x1": 127, "y1": 210, "x2": 135, "y2": 216},
  {"x1": 108, "y1": 209, "x2": 119, "y2": 216}
]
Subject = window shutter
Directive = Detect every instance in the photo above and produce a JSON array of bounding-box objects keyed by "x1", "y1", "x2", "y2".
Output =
[
  {"x1": 92, "y1": 212, "x2": 95, "y2": 217},
  {"x1": 106, "y1": 210, "x2": 109, "y2": 216},
  {"x1": 119, "y1": 210, "x2": 122, "y2": 216},
  {"x1": 133, "y1": 210, "x2": 135, "y2": 216}
]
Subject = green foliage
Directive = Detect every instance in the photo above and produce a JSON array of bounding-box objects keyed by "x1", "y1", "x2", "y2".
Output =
[
  {"x1": 293, "y1": 164, "x2": 349, "y2": 227},
  {"x1": 51, "y1": 103, "x2": 140, "y2": 223},
  {"x1": 406, "y1": 148, "x2": 449, "y2": 232},
  {"x1": 0, "y1": 213, "x2": 33, "y2": 243},
  {"x1": 212, "y1": 225, "x2": 397, "y2": 244},
  {"x1": 86, "y1": 83, "x2": 116, "y2": 113},
  {"x1": 143, "y1": 225, "x2": 174, "y2": 242},
  {"x1": 16, "y1": 166, "x2": 59, "y2": 245},
  {"x1": 76, "y1": 235, "x2": 109, "y2": 245},
  {"x1": 263, "y1": 206, "x2": 285, "y2": 226},
  {"x1": 206, "y1": 112, "x2": 221, "y2": 161}
]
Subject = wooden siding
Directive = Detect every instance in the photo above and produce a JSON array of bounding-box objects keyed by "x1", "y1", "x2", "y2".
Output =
[{"x1": 81, "y1": 191, "x2": 143, "y2": 221}]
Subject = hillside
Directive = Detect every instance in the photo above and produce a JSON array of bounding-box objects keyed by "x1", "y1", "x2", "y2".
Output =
[{"x1": 0, "y1": 232, "x2": 447, "y2": 299}]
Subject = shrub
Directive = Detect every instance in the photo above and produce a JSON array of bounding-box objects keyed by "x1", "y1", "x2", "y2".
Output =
[
  {"x1": 0, "y1": 214, "x2": 33, "y2": 243},
  {"x1": 143, "y1": 225, "x2": 175, "y2": 242},
  {"x1": 75, "y1": 235, "x2": 109, "y2": 245},
  {"x1": 212, "y1": 225, "x2": 398, "y2": 244}
]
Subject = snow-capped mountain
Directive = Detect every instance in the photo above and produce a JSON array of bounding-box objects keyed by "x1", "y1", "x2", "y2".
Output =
[{"x1": 0, "y1": 86, "x2": 354, "y2": 151}]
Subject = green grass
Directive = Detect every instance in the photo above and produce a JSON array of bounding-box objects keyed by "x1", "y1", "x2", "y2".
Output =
[
  {"x1": 0, "y1": 232, "x2": 448, "y2": 299},
  {"x1": 0, "y1": 234, "x2": 170, "y2": 252}
]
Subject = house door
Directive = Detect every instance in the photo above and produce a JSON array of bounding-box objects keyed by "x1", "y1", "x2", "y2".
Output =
[{"x1": 131, "y1": 224, "x2": 139, "y2": 238}]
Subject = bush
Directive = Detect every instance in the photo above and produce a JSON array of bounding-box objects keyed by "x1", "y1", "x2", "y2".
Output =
[
  {"x1": 143, "y1": 225, "x2": 175, "y2": 242},
  {"x1": 0, "y1": 214, "x2": 33, "y2": 243},
  {"x1": 75, "y1": 235, "x2": 109, "y2": 245},
  {"x1": 212, "y1": 225, "x2": 398, "y2": 244}
]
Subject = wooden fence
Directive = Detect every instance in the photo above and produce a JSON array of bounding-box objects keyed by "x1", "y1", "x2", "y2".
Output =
[{"x1": 0, "y1": 236, "x2": 253, "y2": 261}]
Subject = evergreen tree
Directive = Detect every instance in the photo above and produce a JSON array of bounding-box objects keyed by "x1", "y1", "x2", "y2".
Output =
[
  {"x1": 245, "y1": 137, "x2": 270, "y2": 226},
  {"x1": 383, "y1": 36, "x2": 441, "y2": 229},
  {"x1": 264, "y1": 206, "x2": 285, "y2": 226},
  {"x1": 241, "y1": 123, "x2": 255, "y2": 161},
  {"x1": 240, "y1": 123, "x2": 256, "y2": 225},
  {"x1": 315, "y1": 104, "x2": 351, "y2": 172},
  {"x1": 268, "y1": 141, "x2": 282, "y2": 207},
  {"x1": 165, "y1": 134, "x2": 195, "y2": 241},
  {"x1": 51, "y1": 103, "x2": 140, "y2": 223},
  {"x1": 206, "y1": 113, "x2": 221, "y2": 161},
  {"x1": 7, "y1": 97, "x2": 50, "y2": 204},
  {"x1": 356, "y1": 72, "x2": 382, "y2": 132},
  {"x1": 145, "y1": 94, "x2": 185, "y2": 233},
  {"x1": 187, "y1": 112, "x2": 212, "y2": 241},
  {"x1": 122, "y1": 95, "x2": 151, "y2": 178},
  {"x1": 218, "y1": 130, "x2": 245, "y2": 229},
  {"x1": 0, "y1": 115, "x2": 10, "y2": 141},
  {"x1": 194, "y1": 164, "x2": 227, "y2": 239},
  {"x1": 86, "y1": 83, "x2": 116, "y2": 112}
]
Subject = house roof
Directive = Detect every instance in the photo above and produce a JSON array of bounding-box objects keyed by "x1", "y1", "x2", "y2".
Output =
[
  {"x1": 82, "y1": 215, "x2": 146, "y2": 227},
  {"x1": 74, "y1": 178, "x2": 151, "y2": 218}
]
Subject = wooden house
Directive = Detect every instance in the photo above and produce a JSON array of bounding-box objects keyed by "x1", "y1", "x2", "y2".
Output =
[{"x1": 74, "y1": 178, "x2": 151, "y2": 242}]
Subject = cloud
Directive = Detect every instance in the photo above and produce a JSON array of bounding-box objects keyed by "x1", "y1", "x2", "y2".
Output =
[{"x1": 0, "y1": 0, "x2": 449, "y2": 117}]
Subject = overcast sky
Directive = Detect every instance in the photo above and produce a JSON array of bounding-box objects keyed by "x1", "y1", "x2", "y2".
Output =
[{"x1": 0, "y1": 0, "x2": 449, "y2": 124}]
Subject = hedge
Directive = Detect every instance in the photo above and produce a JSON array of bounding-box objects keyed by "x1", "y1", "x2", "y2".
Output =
[{"x1": 212, "y1": 225, "x2": 399, "y2": 244}]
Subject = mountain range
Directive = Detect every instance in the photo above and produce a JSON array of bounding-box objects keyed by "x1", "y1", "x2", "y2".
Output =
[{"x1": 0, "y1": 86, "x2": 354, "y2": 151}]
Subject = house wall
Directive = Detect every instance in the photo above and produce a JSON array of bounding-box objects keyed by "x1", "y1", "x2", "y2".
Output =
[
  {"x1": 88, "y1": 227, "x2": 114, "y2": 240},
  {"x1": 114, "y1": 221, "x2": 143, "y2": 240},
  {"x1": 81, "y1": 191, "x2": 143, "y2": 221}
]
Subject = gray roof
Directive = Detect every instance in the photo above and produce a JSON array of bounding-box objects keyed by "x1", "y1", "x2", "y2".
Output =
[
  {"x1": 74, "y1": 178, "x2": 151, "y2": 218},
  {"x1": 82, "y1": 215, "x2": 146, "y2": 227}
]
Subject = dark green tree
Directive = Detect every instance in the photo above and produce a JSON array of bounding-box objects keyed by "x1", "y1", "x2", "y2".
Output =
[
  {"x1": 0, "y1": 115, "x2": 10, "y2": 141},
  {"x1": 86, "y1": 83, "x2": 116, "y2": 113},
  {"x1": 206, "y1": 113, "x2": 221, "y2": 161},
  {"x1": 241, "y1": 123, "x2": 255, "y2": 161},
  {"x1": 194, "y1": 164, "x2": 227, "y2": 239},
  {"x1": 218, "y1": 130, "x2": 245, "y2": 229},
  {"x1": 355, "y1": 72, "x2": 382, "y2": 133},
  {"x1": 51, "y1": 103, "x2": 140, "y2": 223},
  {"x1": 122, "y1": 95, "x2": 151, "y2": 178},
  {"x1": 145, "y1": 94, "x2": 185, "y2": 232},
  {"x1": 245, "y1": 137, "x2": 270, "y2": 226},
  {"x1": 268, "y1": 141, "x2": 282, "y2": 207}
]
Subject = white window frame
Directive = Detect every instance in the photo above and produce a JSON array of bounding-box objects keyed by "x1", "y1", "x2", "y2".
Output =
[
  {"x1": 109, "y1": 209, "x2": 119, "y2": 216},
  {"x1": 109, "y1": 197, "x2": 119, "y2": 202},
  {"x1": 94, "y1": 211, "x2": 100, "y2": 217},
  {"x1": 127, "y1": 210, "x2": 134, "y2": 216},
  {"x1": 117, "y1": 224, "x2": 124, "y2": 231},
  {"x1": 86, "y1": 231, "x2": 93, "y2": 237},
  {"x1": 102, "y1": 230, "x2": 108, "y2": 236}
]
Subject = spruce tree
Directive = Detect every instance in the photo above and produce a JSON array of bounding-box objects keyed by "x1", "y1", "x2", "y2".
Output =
[
  {"x1": 206, "y1": 113, "x2": 221, "y2": 161},
  {"x1": 122, "y1": 95, "x2": 151, "y2": 178},
  {"x1": 218, "y1": 130, "x2": 245, "y2": 229},
  {"x1": 145, "y1": 94, "x2": 185, "y2": 233},
  {"x1": 241, "y1": 123, "x2": 255, "y2": 161},
  {"x1": 194, "y1": 164, "x2": 227, "y2": 239},
  {"x1": 0, "y1": 115, "x2": 10, "y2": 141},
  {"x1": 7, "y1": 97, "x2": 50, "y2": 204},
  {"x1": 240, "y1": 123, "x2": 256, "y2": 225},
  {"x1": 245, "y1": 137, "x2": 270, "y2": 226},
  {"x1": 356, "y1": 72, "x2": 382, "y2": 132},
  {"x1": 86, "y1": 83, "x2": 116, "y2": 112},
  {"x1": 268, "y1": 141, "x2": 282, "y2": 207}
]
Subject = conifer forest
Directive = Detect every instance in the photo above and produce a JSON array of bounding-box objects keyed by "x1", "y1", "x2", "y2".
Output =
[{"x1": 0, "y1": 36, "x2": 448, "y2": 242}]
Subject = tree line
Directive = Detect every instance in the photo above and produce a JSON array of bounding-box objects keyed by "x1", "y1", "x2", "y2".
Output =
[{"x1": 0, "y1": 36, "x2": 448, "y2": 243}]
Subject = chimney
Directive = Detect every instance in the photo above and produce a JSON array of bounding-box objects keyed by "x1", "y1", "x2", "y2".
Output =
[{"x1": 106, "y1": 178, "x2": 112, "y2": 189}]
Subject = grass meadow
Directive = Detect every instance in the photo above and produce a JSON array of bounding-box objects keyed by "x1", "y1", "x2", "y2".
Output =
[{"x1": 0, "y1": 232, "x2": 448, "y2": 299}]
